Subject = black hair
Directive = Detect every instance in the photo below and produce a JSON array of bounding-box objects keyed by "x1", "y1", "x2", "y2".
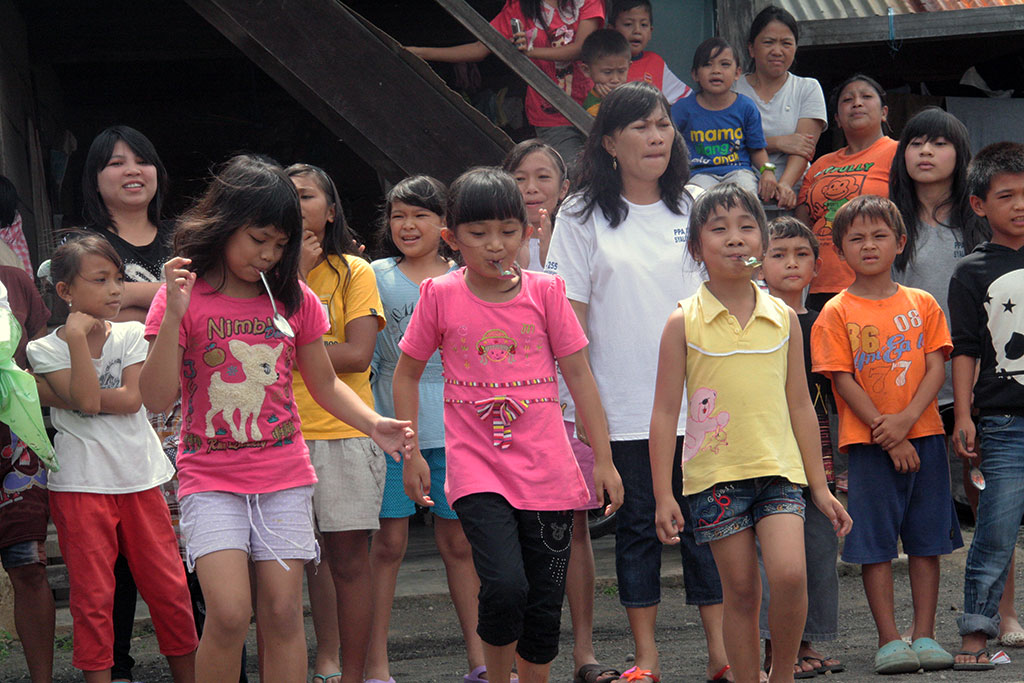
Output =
[
  {"x1": 502, "y1": 139, "x2": 568, "y2": 187},
  {"x1": 610, "y1": 0, "x2": 652, "y2": 25},
  {"x1": 829, "y1": 74, "x2": 890, "y2": 136},
  {"x1": 0, "y1": 175, "x2": 17, "y2": 228},
  {"x1": 691, "y1": 37, "x2": 737, "y2": 77},
  {"x1": 285, "y1": 163, "x2": 361, "y2": 305},
  {"x1": 518, "y1": 0, "x2": 577, "y2": 29},
  {"x1": 687, "y1": 183, "x2": 767, "y2": 263},
  {"x1": 832, "y1": 194, "x2": 906, "y2": 249},
  {"x1": 968, "y1": 141, "x2": 1024, "y2": 200},
  {"x1": 573, "y1": 81, "x2": 690, "y2": 228},
  {"x1": 890, "y1": 107, "x2": 989, "y2": 272},
  {"x1": 447, "y1": 167, "x2": 527, "y2": 233},
  {"x1": 580, "y1": 29, "x2": 631, "y2": 66},
  {"x1": 768, "y1": 215, "x2": 819, "y2": 259},
  {"x1": 51, "y1": 232, "x2": 124, "y2": 287},
  {"x1": 174, "y1": 155, "x2": 303, "y2": 316},
  {"x1": 81, "y1": 125, "x2": 169, "y2": 233},
  {"x1": 375, "y1": 175, "x2": 448, "y2": 261},
  {"x1": 746, "y1": 5, "x2": 799, "y2": 73}
]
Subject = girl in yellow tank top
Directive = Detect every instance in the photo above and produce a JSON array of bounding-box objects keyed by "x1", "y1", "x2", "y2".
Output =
[{"x1": 649, "y1": 184, "x2": 851, "y2": 683}]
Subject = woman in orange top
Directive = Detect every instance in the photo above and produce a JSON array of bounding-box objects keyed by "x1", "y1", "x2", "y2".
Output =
[{"x1": 796, "y1": 74, "x2": 898, "y2": 310}]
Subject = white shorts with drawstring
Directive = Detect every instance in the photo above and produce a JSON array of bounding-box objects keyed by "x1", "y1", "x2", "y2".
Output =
[{"x1": 179, "y1": 485, "x2": 319, "y2": 571}]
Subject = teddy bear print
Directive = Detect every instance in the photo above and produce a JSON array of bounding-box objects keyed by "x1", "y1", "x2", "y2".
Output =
[{"x1": 683, "y1": 387, "x2": 730, "y2": 462}]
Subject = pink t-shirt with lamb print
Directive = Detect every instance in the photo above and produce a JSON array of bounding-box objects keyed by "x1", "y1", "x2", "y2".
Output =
[
  {"x1": 399, "y1": 268, "x2": 590, "y2": 511},
  {"x1": 145, "y1": 278, "x2": 328, "y2": 497}
]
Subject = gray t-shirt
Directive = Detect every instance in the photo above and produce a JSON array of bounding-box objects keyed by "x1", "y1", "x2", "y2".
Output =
[
  {"x1": 734, "y1": 73, "x2": 827, "y2": 189},
  {"x1": 893, "y1": 223, "x2": 964, "y2": 406}
]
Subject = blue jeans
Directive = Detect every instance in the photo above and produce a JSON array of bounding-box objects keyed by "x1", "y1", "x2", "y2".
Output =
[
  {"x1": 959, "y1": 415, "x2": 1024, "y2": 638},
  {"x1": 612, "y1": 438, "x2": 722, "y2": 607}
]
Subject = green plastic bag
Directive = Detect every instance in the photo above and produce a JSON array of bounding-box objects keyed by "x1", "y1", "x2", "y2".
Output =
[{"x1": 0, "y1": 307, "x2": 58, "y2": 471}]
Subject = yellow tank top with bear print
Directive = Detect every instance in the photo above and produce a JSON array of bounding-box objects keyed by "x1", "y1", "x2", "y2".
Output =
[{"x1": 679, "y1": 282, "x2": 807, "y2": 496}]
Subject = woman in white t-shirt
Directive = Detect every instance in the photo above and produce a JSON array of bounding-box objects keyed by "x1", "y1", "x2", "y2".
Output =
[
  {"x1": 544, "y1": 81, "x2": 713, "y2": 683},
  {"x1": 733, "y1": 5, "x2": 826, "y2": 210}
]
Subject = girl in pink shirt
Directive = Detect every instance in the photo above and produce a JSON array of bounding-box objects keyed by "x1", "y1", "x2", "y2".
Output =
[
  {"x1": 140, "y1": 155, "x2": 413, "y2": 683},
  {"x1": 393, "y1": 167, "x2": 622, "y2": 683}
]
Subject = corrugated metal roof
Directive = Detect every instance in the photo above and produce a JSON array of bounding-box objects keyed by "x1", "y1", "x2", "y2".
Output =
[{"x1": 779, "y1": 0, "x2": 1023, "y2": 22}]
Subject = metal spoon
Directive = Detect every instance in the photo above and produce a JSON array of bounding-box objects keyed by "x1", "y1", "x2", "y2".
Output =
[
  {"x1": 493, "y1": 260, "x2": 519, "y2": 280},
  {"x1": 743, "y1": 256, "x2": 762, "y2": 268},
  {"x1": 960, "y1": 429, "x2": 985, "y2": 490},
  {"x1": 259, "y1": 271, "x2": 294, "y2": 338}
]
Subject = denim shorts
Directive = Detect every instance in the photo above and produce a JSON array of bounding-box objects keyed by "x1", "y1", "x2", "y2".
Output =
[
  {"x1": 687, "y1": 476, "x2": 805, "y2": 545},
  {"x1": 379, "y1": 447, "x2": 457, "y2": 520},
  {"x1": 0, "y1": 539, "x2": 46, "y2": 570}
]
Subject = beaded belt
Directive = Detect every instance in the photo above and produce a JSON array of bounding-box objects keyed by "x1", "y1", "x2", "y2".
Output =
[{"x1": 445, "y1": 375, "x2": 557, "y2": 449}]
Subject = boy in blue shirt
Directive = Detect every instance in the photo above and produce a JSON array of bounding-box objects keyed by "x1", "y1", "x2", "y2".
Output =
[
  {"x1": 671, "y1": 37, "x2": 777, "y2": 203},
  {"x1": 949, "y1": 142, "x2": 1024, "y2": 671}
]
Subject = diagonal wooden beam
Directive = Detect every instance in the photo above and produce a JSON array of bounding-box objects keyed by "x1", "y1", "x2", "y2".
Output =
[
  {"x1": 184, "y1": 0, "x2": 512, "y2": 184},
  {"x1": 433, "y1": 0, "x2": 593, "y2": 134}
]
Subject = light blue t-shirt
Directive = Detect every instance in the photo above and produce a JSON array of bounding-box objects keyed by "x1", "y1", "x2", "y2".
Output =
[
  {"x1": 370, "y1": 257, "x2": 454, "y2": 450},
  {"x1": 671, "y1": 92, "x2": 767, "y2": 176}
]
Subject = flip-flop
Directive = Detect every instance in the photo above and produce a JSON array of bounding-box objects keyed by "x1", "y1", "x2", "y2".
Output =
[
  {"x1": 706, "y1": 664, "x2": 730, "y2": 682},
  {"x1": 1001, "y1": 631, "x2": 1024, "y2": 647},
  {"x1": 574, "y1": 663, "x2": 622, "y2": 683},
  {"x1": 801, "y1": 654, "x2": 845, "y2": 674},
  {"x1": 952, "y1": 649, "x2": 996, "y2": 671},
  {"x1": 312, "y1": 676, "x2": 341, "y2": 683},
  {"x1": 874, "y1": 639, "x2": 920, "y2": 675},
  {"x1": 794, "y1": 660, "x2": 817, "y2": 679},
  {"x1": 464, "y1": 666, "x2": 518, "y2": 682},
  {"x1": 619, "y1": 667, "x2": 660, "y2": 682},
  {"x1": 362, "y1": 678, "x2": 394, "y2": 683},
  {"x1": 911, "y1": 637, "x2": 954, "y2": 671}
]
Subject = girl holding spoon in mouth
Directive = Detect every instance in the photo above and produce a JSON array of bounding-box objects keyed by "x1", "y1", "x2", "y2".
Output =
[{"x1": 140, "y1": 155, "x2": 413, "y2": 683}]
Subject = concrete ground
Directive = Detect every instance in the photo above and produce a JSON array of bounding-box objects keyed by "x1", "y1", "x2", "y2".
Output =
[{"x1": 2, "y1": 521, "x2": 1024, "y2": 682}]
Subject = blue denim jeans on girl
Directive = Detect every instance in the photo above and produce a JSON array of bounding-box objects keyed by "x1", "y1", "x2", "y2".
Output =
[{"x1": 959, "y1": 414, "x2": 1024, "y2": 638}]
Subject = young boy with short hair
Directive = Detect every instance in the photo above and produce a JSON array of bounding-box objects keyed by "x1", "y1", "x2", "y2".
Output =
[
  {"x1": 812, "y1": 194, "x2": 962, "y2": 675},
  {"x1": 579, "y1": 29, "x2": 631, "y2": 116},
  {"x1": 610, "y1": 0, "x2": 692, "y2": 104},
  {"x1": 949, "y1": 141, "x2": 1024, "y2": 671},
  {"x1": 760, "y1": 218, "x2": 844, "y2": 676}
]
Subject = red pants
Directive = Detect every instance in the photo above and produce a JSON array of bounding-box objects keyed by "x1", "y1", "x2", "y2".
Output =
[{"x1": 50, "y1": 487, "x2": 198, "y2": 671}]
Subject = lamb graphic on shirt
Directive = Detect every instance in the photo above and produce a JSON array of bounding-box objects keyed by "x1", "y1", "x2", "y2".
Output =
[
  {"x1": 205, "y1": 339, "x2": 282, "y2": 443},
  {"x1": 683, "y1": 387, "x2": 730, "y2": 462}
]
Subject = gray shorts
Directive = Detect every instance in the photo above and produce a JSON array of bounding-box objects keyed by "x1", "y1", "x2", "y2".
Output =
[
  {"x1": 309, "y1": 437, "x2": 386, "y2": 533},
  {"x1": 179, "y1": 485, "x2": 318, "y2": 570},
  {"x1": 687, "y1": 168, "x2": 759, "y2": 195}
]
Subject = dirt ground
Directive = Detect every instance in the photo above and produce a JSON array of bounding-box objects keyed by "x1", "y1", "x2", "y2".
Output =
[{"x1": 3, "y1": 526, "x2": 1023, "y2": 682}]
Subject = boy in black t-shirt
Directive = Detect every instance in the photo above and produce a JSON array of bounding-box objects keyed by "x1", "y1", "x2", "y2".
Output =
[
  {"x1": 759, "y1": 217, "x2": 843, "y2": 677},
  {"x1": 950, "y1": 142, "x2": 1024, "y2": 670}
]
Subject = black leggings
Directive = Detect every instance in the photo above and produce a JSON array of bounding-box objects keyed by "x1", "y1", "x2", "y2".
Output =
[{"x1": 454, "y1": 493, "x2": 573, "y2": 664}]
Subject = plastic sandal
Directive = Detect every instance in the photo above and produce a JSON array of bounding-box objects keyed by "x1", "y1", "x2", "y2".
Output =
[
  {"x1": 574, "y1": 663, "x2": 622, "y2": 683},
  {"x1": 874, "y1": 639, "x2": 920, "y2": 675},
  {"x1": 952, "y1": 649, "x2": 996, "y2": 671},
  {"x1": 312, "y1": 676, "x2": 342, "y2": 683},
  {"x1": 911, "y1": 637, "x2": 954, "y2": 671},
  {"x1": 620, "y1": 667, "x2": 660, "y2": 682}
]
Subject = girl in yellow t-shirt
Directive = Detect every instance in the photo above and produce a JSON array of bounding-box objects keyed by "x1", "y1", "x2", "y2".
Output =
[
  {"x1": 649, "y1": 183, "x2": 851, "y2": 683},
  {"x1": 287, "y1": 164, "x2": 387, "y2": 683}
]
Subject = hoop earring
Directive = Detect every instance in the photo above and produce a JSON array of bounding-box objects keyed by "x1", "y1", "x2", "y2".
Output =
[{"x1": 612, "y1": 156, "x2": 618, "y2": 171}]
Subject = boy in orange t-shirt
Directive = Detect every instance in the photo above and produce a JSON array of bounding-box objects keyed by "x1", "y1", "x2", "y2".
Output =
[{"x1": 812, "y1": 195, "x2": 961, "y2": 674}]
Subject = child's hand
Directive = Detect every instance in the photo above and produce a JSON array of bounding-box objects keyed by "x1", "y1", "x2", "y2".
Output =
[
  {"x1": 64, "y1": 311, "x2": 100, "y2": 338},
  {"x1": 811, "y1": 486, "x2": 853, "y2": 537},
  {"x1": 299, "y1": 230, "x2": 322, "y2": 280},
  {"x1": 370, "y1": 417, "x2": 414, "y2": 463},
  {"x1": 887, "y1": 439, "x2": 920, "y2": 473},
  {"x1": 592, "y1": 460, "x2": 624, "y2": 516},
  {"x1": 774, "y1": 182, "x2": 797, "y2": 209},
  {"x1": 953, "y1": 421, "x2": 978, "y2": 460},
  {"x1": 512, "y1": 30, "x2": 528, "y2": 52},
  {"x1": 594, "y1": 83, "x2": 615, "y2": 98},
  {"x1": 536, "y1": 207, "x2": 553, "y2": 263},
  {"x1": 758, "y1": 170, "x2": 778, "y2": 203},
  {"x1": 402, "y1": 450, "x2": 434, "y2": 507},
  {"x1": 655, "y1": 498, "x2": 685, "y2": 544},
  {"x1": 162, "y1": 257, "x2": 196, "y2": 319},
  {"x1": 871, "y1": 412, "x2": 914, "y2": 451}
]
